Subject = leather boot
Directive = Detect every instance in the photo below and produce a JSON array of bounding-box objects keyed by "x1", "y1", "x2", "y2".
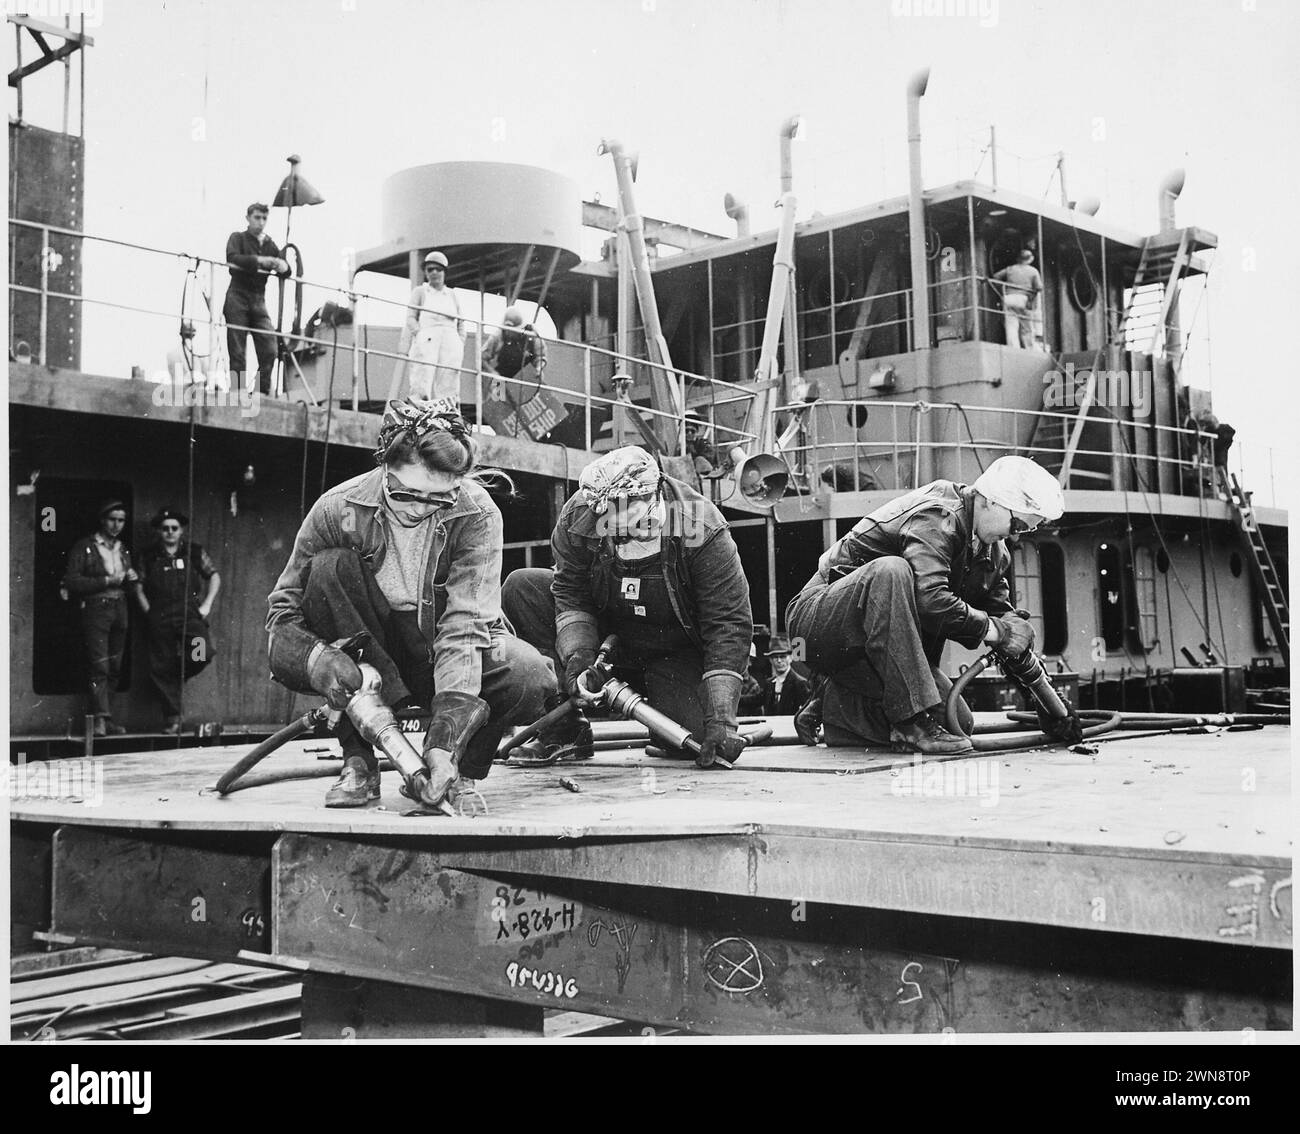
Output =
[
  {"x1": 507, "y1": 693, "x2": 593, "y2": 764},
  {"x1": 325, "y1": 722, "x2": 380, "y2": 807},
  {"x1": 888, "y1": 708, "x2": 974, "y2": 755},
  {"x1": 793, "y1": 674, "x2": 827, "y2": 746}
]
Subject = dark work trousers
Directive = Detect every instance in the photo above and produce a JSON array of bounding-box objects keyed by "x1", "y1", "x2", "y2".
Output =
[
  {"x1": 223, "y1": 289, "x2": 278, "y2": 394},
  {"x1": 786, "y1": 556, "x2": 970, "y2": 745},
  {"x1": 147, "y1": 607, "x2": 213, "y2": 720},
  {"x1": 82, "y1": 593, "x2": 128, "y2": 718},
  {"x1": 502, "y1": 567, "x2": 709, "y2": 749},
  {"x1": 299, "y1": 548, "x2": 553, "y2": 778}
]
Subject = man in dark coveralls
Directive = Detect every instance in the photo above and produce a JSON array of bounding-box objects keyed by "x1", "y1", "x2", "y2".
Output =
[
  {"x1": 788, "y1": 456, "x2": 1066, "y2": 753},
  {"x1": 502, "y1": 446, "x2": 753, "y2": 767}
]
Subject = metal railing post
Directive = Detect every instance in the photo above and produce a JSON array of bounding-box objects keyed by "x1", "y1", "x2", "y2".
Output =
[
  {"x1": 475, "y1": 315, "x2": 485, "y2": 429},
  {"x1": 583, "y1": 345, "x2": 593, "y2": 452},
  {"x1": 38, "y1": 223, "x2": 50, "y2": 365}
]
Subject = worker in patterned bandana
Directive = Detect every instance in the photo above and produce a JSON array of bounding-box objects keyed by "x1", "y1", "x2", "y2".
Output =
[
  {"x1": 266, "y1": 397, "x2": 554, "y2": 808},
  {"x1": 502, "y1": 446, "x2": 753, "y2": 767}
]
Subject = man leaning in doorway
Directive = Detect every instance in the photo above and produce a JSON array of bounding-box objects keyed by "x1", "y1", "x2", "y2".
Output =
[
  {"x1": 990, "y1": 249, "x2": 1043, "y2": 350},
  {"x1": 63, "y1": 499, "x2": 139, "y2": 736}
]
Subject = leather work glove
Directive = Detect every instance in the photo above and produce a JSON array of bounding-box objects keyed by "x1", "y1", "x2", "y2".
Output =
[
  {"x1": 990, "y1": 613, "x2": 1035, "y2": 659},
  {"x1": 563, "y1": 650, "x2": 601, "y2": 700},
  {"x1": 307, "y1": 644, "x2": 363, "y2": 709},
  {"x1": 1037, "y1": 702, "x2": 1084, "y2": 746},
  {"x1": 422, "y1": 691, "x2": 491, "y2": 804},
  {"x1": 698, "y1": 720, "x2": 746, "y2": 769},
  {"x1": 698, "y1": 672, "x2": 744, "y2": 768}
]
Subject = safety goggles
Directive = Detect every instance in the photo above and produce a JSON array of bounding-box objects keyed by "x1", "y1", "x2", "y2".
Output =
[
  {"x1": 385, "y1": 470, "x2": 459, "y2": 508},
  {"x1": 1008, "y1": 513, "x2": 1042, "y2": 536}
]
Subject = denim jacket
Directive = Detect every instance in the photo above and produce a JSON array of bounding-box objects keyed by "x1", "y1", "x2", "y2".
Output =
[
  {"x1": 550, "y1": 475, "x2": 752, "y2": 682},
  {"x1": 266, "y1": 467, "x2": 504, "y2": 696},
  {"x1": 817, "y1": 480, "x2": 1013, "y2": 649}
]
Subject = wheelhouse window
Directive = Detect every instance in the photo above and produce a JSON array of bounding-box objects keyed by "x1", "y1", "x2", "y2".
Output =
[{"x1": 1097, "y1": 541, "x2": 1125, "y2": 652}]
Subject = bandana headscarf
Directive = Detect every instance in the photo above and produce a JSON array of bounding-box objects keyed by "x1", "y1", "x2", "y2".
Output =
[
  {"x1": 578, "y1": 447, "x2": 661, "y2": 515},
  {"x1": 374, "y1": 397, "x2": 469, "y2": 464}
]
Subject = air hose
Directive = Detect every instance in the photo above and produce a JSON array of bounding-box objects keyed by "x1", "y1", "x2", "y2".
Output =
[{"x1": 945, "y1": 652, "x2": 1122, "y2": 751}]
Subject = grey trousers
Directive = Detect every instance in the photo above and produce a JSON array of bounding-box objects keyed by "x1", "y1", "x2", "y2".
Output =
[
  {"x1": 786, "y1": 556, "x2": 967, "y2": 745},
  {"x1": 299, "y1": 548, "x2": 553, "y2": 777},
  {"x1": 502, "y1": 566, "x2": 709, "y2": 743}
]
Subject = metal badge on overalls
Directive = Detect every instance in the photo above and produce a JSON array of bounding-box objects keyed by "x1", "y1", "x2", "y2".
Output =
[{"x1": 621, "y1": 578, "x2": 640, "y2": 601}]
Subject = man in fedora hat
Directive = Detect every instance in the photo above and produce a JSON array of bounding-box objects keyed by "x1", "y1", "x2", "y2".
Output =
[
  {"x1": 136, "y1": 509, "x2": 221, "y2": 733},
  {"x1": 63, "y1": 499, "x2": 140, "y2": 735},
  {"x1": 761, "y1": 634, "x2": 810, "y2": 716}
]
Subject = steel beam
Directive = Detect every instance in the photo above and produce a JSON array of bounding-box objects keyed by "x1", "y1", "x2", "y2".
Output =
[
  {"x1": 269, "y1": 835, "x2": 1289, "y2": 1034},
  {"x1": 435, "y1": 832, "x2": 1294, "y2": 950},
  {"x1": 51, "y1": 827, "x2": 273, "y2": 958},
  {"x1": 300, "y1": 972, "x2": 543, "y2": 1039},
  {"x1": 11, "y1": 822, "x2": 54, "y2": 951}
]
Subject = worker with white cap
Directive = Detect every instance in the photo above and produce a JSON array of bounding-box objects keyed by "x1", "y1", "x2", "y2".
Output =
[
  {"x1": 398, "y1": 250, "x2": 466, "y2": 403},
  {"x1": 787, "y1": 456, "x2": 1067, "y2": 753}
]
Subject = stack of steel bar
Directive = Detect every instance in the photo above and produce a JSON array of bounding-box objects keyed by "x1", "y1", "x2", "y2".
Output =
[{"x1": 10, "y1": 950, "x2": 302, "y2": 1041}]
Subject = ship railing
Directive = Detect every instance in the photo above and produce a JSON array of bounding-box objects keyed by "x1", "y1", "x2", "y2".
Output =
[
  {"x1": 770, "y1": 397, "x2": 1279, "y2": 511},
  {"x1": 7, "y1": 216, "x2": 761, "y2": 456}
]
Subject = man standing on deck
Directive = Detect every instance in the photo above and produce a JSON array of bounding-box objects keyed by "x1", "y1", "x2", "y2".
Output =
[
  {"x1": 787, "y1": 456, "x2": 1073, "y2": 753},
  {"x1": 990, "y1": 250, "x2": 1043, "y2": 350},
  {"x1": 224, "y1": 203, "x2": 290, "y2": 395},
  {"x1": 481, "y1": 306, "x2": 547, "y2": 384}
]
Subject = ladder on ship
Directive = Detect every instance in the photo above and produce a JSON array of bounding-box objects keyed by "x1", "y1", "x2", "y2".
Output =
[
  {"x1": 1115, "y1": 229, "x2": 1194, "y2": 358},
  {"x1": 1033, "y1": 230, "x2": 1198, "y2": 488},
  {"x1": 1223, "y1": 470, "x2": 1290, "y2": 663}
]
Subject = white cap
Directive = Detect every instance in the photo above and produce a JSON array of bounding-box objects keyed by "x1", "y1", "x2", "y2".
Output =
[
  {"x1": 424, "y1": 250, "x2": 449, "y2": 267},
  {"x1": 973, "y1": 456, "x2": 1064, "y2": 521}
]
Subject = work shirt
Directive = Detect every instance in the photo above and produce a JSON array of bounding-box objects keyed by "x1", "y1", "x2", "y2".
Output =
[
  {"x1": 226, "y1": 230, "x2": 285, "y2": 296},
  {"x1": 267, "y1": 468, "x2": 506, "y2": 698},
  {"x1": 816, "y1": 480, "x2": 1013, "y2": 650},
  {"x1": 374, "y1": 515, "x2": 438, "y2": 612},
  {"x1": 93, "y1": 533, "x2": 126, "y2": 581},
  {"x1": 992, "y1": 262, "x2": 1042, "y2": 301}
]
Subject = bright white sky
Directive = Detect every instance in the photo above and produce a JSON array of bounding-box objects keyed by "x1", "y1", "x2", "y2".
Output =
[{"x1": 8, "y1": 0, "x2": 1298, "y2": 505}]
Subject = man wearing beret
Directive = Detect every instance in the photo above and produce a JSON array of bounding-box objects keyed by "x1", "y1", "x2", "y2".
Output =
[{"x1": 502, "y1": 445, "x2": 753, "y2": 767}]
